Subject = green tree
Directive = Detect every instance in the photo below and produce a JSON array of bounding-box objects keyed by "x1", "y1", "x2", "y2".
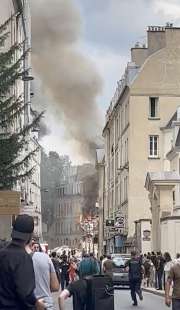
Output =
[{"x1": 0, "y1": 17, "x2": 43, "y2": 190}]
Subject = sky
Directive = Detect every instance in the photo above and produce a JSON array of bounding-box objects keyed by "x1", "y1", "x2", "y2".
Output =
[{"x1": 38, "y1": 0, "x2": 180, "y2": 164}]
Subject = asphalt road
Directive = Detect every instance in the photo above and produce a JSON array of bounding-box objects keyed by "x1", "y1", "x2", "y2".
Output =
[{"x1": 53, "y1": 289, "x2": 166, "y2": 310}]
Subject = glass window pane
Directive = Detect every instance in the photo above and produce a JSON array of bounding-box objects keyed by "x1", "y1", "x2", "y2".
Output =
[{"x1": 150, "y1": 97, "x2": 158, "y2": 118}]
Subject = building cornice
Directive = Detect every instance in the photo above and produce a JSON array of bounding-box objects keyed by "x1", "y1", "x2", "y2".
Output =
[{"x1": 160, "y1": 215, "x2": 180, "y2": 222}]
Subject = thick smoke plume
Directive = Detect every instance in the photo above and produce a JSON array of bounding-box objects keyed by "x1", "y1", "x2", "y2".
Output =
[{"x1": 31, "y1": 0, "x2": 103, "y2": 161}]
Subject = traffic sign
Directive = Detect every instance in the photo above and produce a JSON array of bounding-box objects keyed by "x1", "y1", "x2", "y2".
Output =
[{"x1": 115, "y1": 216, "x2": 125, "y2": 228}]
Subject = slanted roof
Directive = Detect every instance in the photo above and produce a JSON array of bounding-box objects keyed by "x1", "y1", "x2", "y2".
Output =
[
  {"x1": 165, "y1": 111, "x2": 177, "y2": 129},
  {"x1": 175, "y1": 128, "x2": 180, "y2": 147}
]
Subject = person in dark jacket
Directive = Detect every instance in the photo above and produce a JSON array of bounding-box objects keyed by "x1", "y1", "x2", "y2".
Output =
[
  {"x1": 156, "y1": 252, "x2": 165, "y2": 290},
  {"x1": 0, "y1": 214, "x2": 45, "y2": 310},
  {"x1": 125, "y1": 251, "x2": 144, "y2": 306},
  {"x1": 60, "y1": 256, "x2": 70, "y2": 290}
]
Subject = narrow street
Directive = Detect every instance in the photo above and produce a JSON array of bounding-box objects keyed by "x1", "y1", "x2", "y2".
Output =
[{"x1": 53, "y1": 290, "x2": 165, "y2": 310}]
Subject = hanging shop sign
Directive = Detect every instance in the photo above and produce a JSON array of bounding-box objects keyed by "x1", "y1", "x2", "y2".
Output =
[{"x1": 114, "y1": 216, "x2": 125, "y2": 228}]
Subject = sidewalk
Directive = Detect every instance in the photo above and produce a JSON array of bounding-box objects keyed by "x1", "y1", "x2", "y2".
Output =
[{"x1": 142, "y1": 287, "x2": 165, "y2": 297}]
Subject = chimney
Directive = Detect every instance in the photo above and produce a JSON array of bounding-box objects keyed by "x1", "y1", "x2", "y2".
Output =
[
  {"x1": 177, "y1": 106, "x2": 180, "y2": 121},
  {"x1": 131, "y1": 43, "x2": 148, "y2": 66},
  {"x1": 165, "y1": 26, "x2": 180, "y2": 48},
  {"x1": 147, "y1": 26, "x2": 166, "y2": 56}
]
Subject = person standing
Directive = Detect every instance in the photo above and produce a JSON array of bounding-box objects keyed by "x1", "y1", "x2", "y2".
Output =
[
  {"x1": 0, "y1": 214, "x2": 45, "y2": 310},
  {"x1": 89, "y1": 253, "x2": 100, "y2": 274},
  {"x1": 79, "y1": 253, "x2": 99, "y2": 279},
  {"x1": 164, "y1": 252, "x2": 173, "y2": 287},
  {"x1": 103, "y1": 255, "x2": 114, "y2": 278},
  {"x1": 68, "y1": 258, "x2": 77, "y2": 283},
  {"x1": 60, "y1": 256, "x2": 70, "y2": 290},
  {"x1": 99, "y1": 256, "x2": 104, "y2": 274},
  {"x1": 143, "y1": 255, "x2": 152, "y2": 287},
  {"x1": 32, "y1": 251, "x2": 60, "y2": 309},
  {"x1": 125, "y1": 251, "x2": 143, "y2": 306},
  {"x1": 165, "y1": 259, "x2": 180, "y2": 309},
  {"x1": 51, "y1": 251, "x2": 61, "y2": 284},
  {"x1": 156, "y1": 252, "x2": 165, "y2": 290},
  {"x1": 59, "y1": 279, "x2": 87, "y2": 310}
]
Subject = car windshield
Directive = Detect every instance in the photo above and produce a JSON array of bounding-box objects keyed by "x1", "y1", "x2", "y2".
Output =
[{"x1": 113, "y1": 257, "x2": 128, "y2": 267}]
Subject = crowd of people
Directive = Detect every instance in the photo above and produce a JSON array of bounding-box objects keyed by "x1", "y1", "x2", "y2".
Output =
[
  {"x1": 0, "y1": 214, "x2": 180, "y2": 309},
  {"x1": 141, "y1": 251, "x2": 180, "y2": 290},
  {"x1": 0, "y1": 214, "x2": 103, "y2": 310}
]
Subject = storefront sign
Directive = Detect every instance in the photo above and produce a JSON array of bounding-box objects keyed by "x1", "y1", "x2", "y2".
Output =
[
  {"x1": 0, "y1": 191, "x2": 20, "y2": 215},
  {"x1": 115, "y1": 216, "x2": 125, "y2": 228},
  {"x1": 142, "y1": 230, "x2": 151, "y2": 241}
]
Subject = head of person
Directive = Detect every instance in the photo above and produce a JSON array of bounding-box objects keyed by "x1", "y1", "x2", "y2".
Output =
[
  {"x1": 107, "y1": 255, "x2": 111, "y2": 260},
  {"x1": 90, "y1": 252, "x2": 94, "y2": 258},
  {"x1": 51, "y1": 251, "x2": 57, "y2": 258},
  {"x1": 11, "y1": 214, "x2": 34, "y2": 246},
  {"x1": 151, "y1": 251, "x2": 155, "y2": 256},
  {"x1": 63, "y1": 255, "x2": 67, "y2": 263},
  {"x1": 164, "y1": 252, "x2": 171, "y2": 262},
  {"x1": 32, "y1": 242, "x2": 42, "y2": 252},
  {"x1": 100, "y1": 256, "x2": 104, "y2": 261},
  {"x1": 157, "y1": 251, "x2": 161, "y2": 256},
  {"x1": 176, "y1": 253, "x2": 180, "y2": 259},
  {"x1": 70, "y1": 258, "x2": 74, "y2": 263},
  {"x1": 131, "y1": 250, "x2": 137, "y2": 258}
]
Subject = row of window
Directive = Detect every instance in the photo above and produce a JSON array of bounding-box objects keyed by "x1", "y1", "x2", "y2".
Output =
[
  {"x1": 55, "y1": 222, "x2": 80, "y2": 235},
  {"x1": 109, "y1": 97, "x2": 159, "y2": 153},
  {"x1": 57, "y1": 202, "x2": 73, "y2": 217},
  {"x1": 57, "y1": 238, "x2": 79, "y2": 247},
  {"x1": 108, "y1": 176, "x2": 129, "y2": 213},
  {"x1": 57, "y1": 182, "x2": 82, "y2": 198},
  {"x1": 115, "y1": 101, "x2": 129, "y2": 142}
]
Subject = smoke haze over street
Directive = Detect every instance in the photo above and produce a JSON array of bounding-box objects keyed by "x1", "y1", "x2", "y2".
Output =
[{"x1": 31, "y1": 0, "x2": 103, "y2": 162}]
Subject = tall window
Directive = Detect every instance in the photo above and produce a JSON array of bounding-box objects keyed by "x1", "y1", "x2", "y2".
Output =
[
  {"x1": 149, "y1": 97, "x2": 159, "y2": 118},
  {"x1": 149, "y1": 135, "x2": 159, "y2": 157}
]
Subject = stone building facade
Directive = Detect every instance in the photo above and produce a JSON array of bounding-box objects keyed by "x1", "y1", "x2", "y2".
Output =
[
  {"x1": 0, "y1": 0, "x2": 42, "y2": 239},
  {"x1": 102, "y1": 25, "x2": 180, "y2": 253}
]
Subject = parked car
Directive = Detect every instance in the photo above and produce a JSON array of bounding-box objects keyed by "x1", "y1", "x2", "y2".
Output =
[{"x1": 111, "y1": 254, "x2": 130, "y2": 287}]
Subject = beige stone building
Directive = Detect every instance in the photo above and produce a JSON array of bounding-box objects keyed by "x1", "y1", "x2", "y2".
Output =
[
  {"x1": 145, "y1": 108, "x2": 180, "y2": 258},
  {"x1": 103, "y1": 25, "x2": 180, "y2": 253}
]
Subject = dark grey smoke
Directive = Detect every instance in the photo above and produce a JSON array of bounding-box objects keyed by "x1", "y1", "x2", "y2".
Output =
[
  {"x1": 39, "y1": 121, "x2": 51, "y2": 139},
  {"x1": 31, "y1": 0, "x2": 103, "y2": 161}
]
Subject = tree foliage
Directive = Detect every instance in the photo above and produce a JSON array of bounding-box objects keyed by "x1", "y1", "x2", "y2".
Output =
[{"x1": 0, "y1": 16, "x2": 43, "y2": 189}]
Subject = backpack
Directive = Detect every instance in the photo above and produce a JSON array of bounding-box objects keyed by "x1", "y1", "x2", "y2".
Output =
[{"x1": 128, "y1": 258, "x2": 142, "y2": 280}]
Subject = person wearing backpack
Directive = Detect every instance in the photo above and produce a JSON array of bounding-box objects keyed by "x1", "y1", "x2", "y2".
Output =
[{"x1": 125, "y1": 251, "x2": 144, "y2": 306}]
